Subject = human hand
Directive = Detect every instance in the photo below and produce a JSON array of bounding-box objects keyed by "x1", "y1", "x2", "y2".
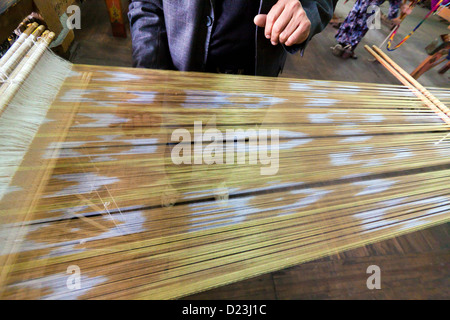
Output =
[{"x1": 254, "y1": 0, "x2": 311, "y2": 47}]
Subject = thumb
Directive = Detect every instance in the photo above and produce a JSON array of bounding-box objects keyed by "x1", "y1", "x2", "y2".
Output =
[{"x1": 254, "y1": 14, "x2": 267, "y2": 27}]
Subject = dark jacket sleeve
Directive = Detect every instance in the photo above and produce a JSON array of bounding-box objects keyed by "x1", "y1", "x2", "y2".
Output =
[
  {"x1": 128, "y1": 0, "x2": 174, "y2": 69},
  {"x1": 285, "y1": 0, "x2": 338, "y2": 54}
]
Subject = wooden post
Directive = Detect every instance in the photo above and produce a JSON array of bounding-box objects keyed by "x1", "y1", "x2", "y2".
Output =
[{"x1": 104, "y1": 0, "x2": 127, "y2": 38}]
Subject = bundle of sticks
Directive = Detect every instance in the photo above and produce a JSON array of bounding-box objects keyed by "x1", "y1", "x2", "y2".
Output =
[
  {"x1": 365, "y1": 45, "x2": 450, "y2": 125},
  {"x1": 0, "y1": 28, "x2": 449, "y2": 299}
]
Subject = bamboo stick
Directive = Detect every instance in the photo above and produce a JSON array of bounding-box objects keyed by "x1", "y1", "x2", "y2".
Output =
[
  {"x1": 364, "y1": 45, "x2": 450, "y2": 126},
  {"x1": 371, "y1": 45, "x2": 450, "y2": 119}
]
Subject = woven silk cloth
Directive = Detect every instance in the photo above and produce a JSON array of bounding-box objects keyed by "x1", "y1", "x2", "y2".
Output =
[{"x1": 0, "y1": 65, "x2": 449, "y2": 299}]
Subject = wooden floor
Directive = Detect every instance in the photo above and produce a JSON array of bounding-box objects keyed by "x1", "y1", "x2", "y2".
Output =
[{"x1": 68, "y1": 0, "x2": 450, "y2": 299}]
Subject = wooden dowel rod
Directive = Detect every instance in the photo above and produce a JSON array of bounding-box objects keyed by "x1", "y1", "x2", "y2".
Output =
[
  {"x1": 0, "y1": 22, "x2": 39, "y2": 69},
  {"x1": 0, "y1": 31, "x2": 56, "y2": 116},
  {"x1": 372, "y1": 45, "x2": 450, "y2": 118},
  {"x1": 0, "y1": 25, "x2": 46, "y2": 83},
  {"x1": 364, "y1": 45, "x2": 450, "y2": 126}
]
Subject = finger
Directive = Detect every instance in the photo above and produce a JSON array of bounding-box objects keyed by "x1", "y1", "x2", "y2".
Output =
[
  {"x1": 254, "y1": 14, "x2": 267, "y2": 27},
  {"x1": 265, "y1": 3, "x2": 284, "y2": 40},
  {"x1": 285, "y1": 21, "x2": 310, "y2": 46},
  {"x1": 270, "y1": 7, "x2": 295, "y2": 45},
  {"x1": 279, "y1": 15, "x2": 300, "y2": 44}
]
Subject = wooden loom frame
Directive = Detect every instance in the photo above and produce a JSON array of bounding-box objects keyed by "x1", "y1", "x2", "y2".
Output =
[{"x1": 0, "y1": 40, "x2": 449, "y2": 299}]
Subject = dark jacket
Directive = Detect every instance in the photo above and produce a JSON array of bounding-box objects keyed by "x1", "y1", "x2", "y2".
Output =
[{"x1": 128, "y1": 0, "x2": 336, "y2": 77}]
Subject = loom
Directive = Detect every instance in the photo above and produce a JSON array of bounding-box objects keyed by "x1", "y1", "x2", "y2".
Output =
[{"x1": 0, "y1": 24, "x2": 449, "y2": 300}]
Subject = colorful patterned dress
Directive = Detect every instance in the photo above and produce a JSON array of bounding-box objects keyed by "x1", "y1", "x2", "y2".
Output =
[
  {"x1": 335, "y1": 0, "x2": 402, "y2": 50},
  {"x1": 432, "y1": 0, "x2": 450, "y2": 8}
]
